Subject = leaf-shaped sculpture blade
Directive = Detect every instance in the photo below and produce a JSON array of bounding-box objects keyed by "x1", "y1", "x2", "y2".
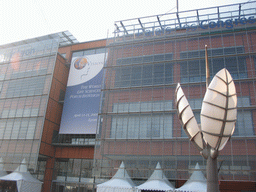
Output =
[
  {"x1": 176, "y1": 83, "x2": 204, "y2": 151},
  {"x1": 201, "y1": 68, "x2": 237, "y2": 151}
]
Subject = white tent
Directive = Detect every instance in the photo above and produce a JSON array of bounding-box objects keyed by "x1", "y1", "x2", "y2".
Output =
[
  {"x1": 136, "y1": 162, "x2": 174, "y2": 192},
  {"x1": 0, "y1": 159, "x2": 42, "y2": 192},
  {"x1": 0, "y1": 158, "x2": 7, "y2": 177},
  {"x1": 175, "y1": 163, "x2": 207, "y2": 192},
  {"x1": 97, "y1": 161, "x2": 135, "y2": 192}
]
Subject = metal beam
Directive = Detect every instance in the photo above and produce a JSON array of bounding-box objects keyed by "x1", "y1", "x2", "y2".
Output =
[
  {"x1": 239, "y1": 4, "x2": 241, "y2": 19},
  {"x1": 138, "y1": 18, "x2": 145, "y2": 33},
  {"x1": 120, "y1": 21, "x2": 128, "y2": 35},
  {"x1": 157, "y1": 16, "x2": 163, "y2": 30},
  {"x1": 197, "y1": 10, "x2": 200, "y2": 25},
  {"x1": 114, "y1": 23, "x2": 120, "y2": 31},
  {"x1": 176, "y1": 13, "x2": 181, "y2": 28},
  {"x1": 62, "y1": 32, "x2": 73, "y2": 44},
  {"x1": 217, "y1": 7, "x2": 220, "y2": 21}
]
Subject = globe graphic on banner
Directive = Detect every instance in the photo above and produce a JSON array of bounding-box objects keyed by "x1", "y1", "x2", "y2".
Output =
[
  {"x1": 74, "y1": 58, "x2": 88, "y2": 70},
  {"x1": 67, "y1": 54, "x2": 105, "y2": 87}
]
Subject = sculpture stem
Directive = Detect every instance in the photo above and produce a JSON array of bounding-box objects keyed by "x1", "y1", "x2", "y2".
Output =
[{"x1": 206, "y1": 147, "x2": 219, "y2": 192}]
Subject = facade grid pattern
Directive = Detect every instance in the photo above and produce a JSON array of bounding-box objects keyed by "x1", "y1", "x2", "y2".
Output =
[
  {"x1": 94, "y1": 2, "x2": 256, "y2": 187},
  {"x1": 0, "y1": 39, "x2": 59, "y2": 173}
]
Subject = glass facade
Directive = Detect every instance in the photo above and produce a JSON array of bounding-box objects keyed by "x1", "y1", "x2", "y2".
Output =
[
  {"x1": 94, "y1": 1, "x2": 256, "y2": 187},
  {"x1": 52, "y1": 158, "x2": 94, "y2": 192},
  {"x1": 0, "y1": 39, "x2": 59, "y2": 173},
  {"x1": 53, "y1": 158, "x2": 93, "y2": 180}
]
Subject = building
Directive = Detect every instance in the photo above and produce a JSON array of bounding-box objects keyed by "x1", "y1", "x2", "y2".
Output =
[
  {"x1": 0, "y1": 32, "x2": 106, "y2": 191},
  {"x1": 93, "y1": 1, "x2": 256, "y2": 192},
  {"x1": 0, "y1": 31, "x2": 79, "y2": 191},
  {"x1": 0, "y1": 1, "x2": 255, "y2": 192}
]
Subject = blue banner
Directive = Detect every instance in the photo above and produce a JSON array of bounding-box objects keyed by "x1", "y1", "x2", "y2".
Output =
[{"x1": 59, "y1": 53, "x2": 106, "y2": 134}]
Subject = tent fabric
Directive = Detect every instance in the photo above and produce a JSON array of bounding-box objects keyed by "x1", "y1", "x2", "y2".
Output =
[
  {"x1": 14, "y1": 159, "x2": 28, "y2": 173},
  {"x1": 175, "y1": 163, "x2": 207, "y2": 192},
  {"x1": 0, "y1": 158, "x2": 7, "y2": 177},
  {"x1": 97, "y1": 185, "x2": 134, "y2": 192},
  {"x1": 136, "y1": 162, "x2": 174, "y2": 192},
  {"x1": 97, "y1": 162, "x2": 135, "y2": 192},
  {"x1": 0, "y1": 171, "x2": 7, "y2": 177},
  {"x1": 0, "y1": 172, "x2": 42, "y2": 184},
  {"x1": 18, "y1": 179, "x2": 42, "y2": 192},
  {"x1": 0, "y1": 159, "x2": 42, "y2": 192}
]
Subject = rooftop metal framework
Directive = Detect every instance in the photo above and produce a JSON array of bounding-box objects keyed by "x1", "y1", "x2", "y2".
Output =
[{"x1": 113, "y1": 1, "x2": 256, "y2": 37}]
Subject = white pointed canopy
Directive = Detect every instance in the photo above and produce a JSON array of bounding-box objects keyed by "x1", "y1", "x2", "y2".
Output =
[
  {"x1": 136, "y1": 162, "x2": 174, "y2": 192},
  {"x1": 0, "y1": 159, "x2": 42, "y2": 192},
  {"x1": 97, "y1": 161, "x2": 135, "y2": 192},
  {"x1": 175, "y1": 163, "x2": 207, "y2": 192}
]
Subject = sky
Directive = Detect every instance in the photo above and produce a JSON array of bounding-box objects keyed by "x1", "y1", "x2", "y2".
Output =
[{"x1": 0, "y1": 0, "x2": 250, "y2": 46}]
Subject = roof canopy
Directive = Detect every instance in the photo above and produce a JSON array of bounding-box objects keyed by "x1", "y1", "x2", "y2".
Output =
[
  {"x1": 0, "y1": 159, "x2": 42, "y2": 192},
  {"x1": 136, "y1": 162, "x2": 174, "y2": 192},
  {"x1": 175, "y1": 163, "x2": 207, "y2": 192},
  {"x1": 97, "y1": 162, "x2": 135, "y2": 192}
]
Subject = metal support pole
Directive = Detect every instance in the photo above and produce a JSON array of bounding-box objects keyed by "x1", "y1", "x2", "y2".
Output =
[
  {"x1": 177, "y1": 0, "x2": 179, "y2": 13},
  {"x1": 206, "y1": 148, "x2": 219, "y2": 192},
  {"x1": 205, "y1": 45, "x2": 210, "y2": 88},
  {"x1": 204, "y1": 50, "x2": 219, "y2": 192}
]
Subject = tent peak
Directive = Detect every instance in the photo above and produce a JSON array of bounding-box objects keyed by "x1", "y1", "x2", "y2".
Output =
[
  {"x1": 136, "y1": 162, "x2": 174, "y2": 191},
  {"x1": 195, "y1": 162, "x2": 200, "y2": 170},
  {"x1": 189, "y1": 163, "x2": 206, "y2": 182},
  {"x1": 120, "y1": 161, "x2": 125, "y2": 169},
  {"x1": 175, "y1": 162, "x2": 207, "y2": 192},
  {"x1": 14, "y1": 158, "x2": 28, "y2": 173},
  {"x1": 155, "y1": 162, "x2": 161, "y2": 169},
  {"x1": 97, "y1": 161, "x2": 135, "y2": 189}
]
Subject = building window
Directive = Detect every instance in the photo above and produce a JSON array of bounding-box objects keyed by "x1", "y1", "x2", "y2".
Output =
[
  {"x1": 237, "y1": 96, "x2": 251, "y2": 107},
  {"x1": 72, "y1": 48, "x2": 106, "y2": 58},
  {"x1": 111, "y1": 101, "x2": 173, "y2": 139},
  {"x1": 180, "y1": 59, "x2": 206, "y2": 83},
  {"x1": 114, "y1": 62, "x2": 173, "y2": 88},
  {"x1": 0, "y1": 118, "x2": 37, "y2": 139},
  {"x1": 234, "y1": 111, "x2": 254, "y2": 136},
  {"x1": 180, "y1": 46, "x2": 244, "y2": 59},
  {"x1": 111, "y1": 113, "x2": 172, "y2": 139},
  {"x1": 116, "y1": 53, "x2": 173, "y2": 66},
  {"x1": 211, "y1": 57, "x2": 247, "y2": 79},
  {"x1": 6, "y1": 76, "x2": 46, "y2": 98},
  {"x1": 180, "y1": 46, "x2": 247, "y2": 83},
  {"x1": 113, "y1": 100, "x2": 172, "y2": 113},
  {"x1": 54, "y1": 159, "x2": 93, "y2": 181}
]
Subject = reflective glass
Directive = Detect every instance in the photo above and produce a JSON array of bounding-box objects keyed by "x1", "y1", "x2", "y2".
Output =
[{"x1": 0, "y1": 38, "x2": 58, "y2": 173}]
